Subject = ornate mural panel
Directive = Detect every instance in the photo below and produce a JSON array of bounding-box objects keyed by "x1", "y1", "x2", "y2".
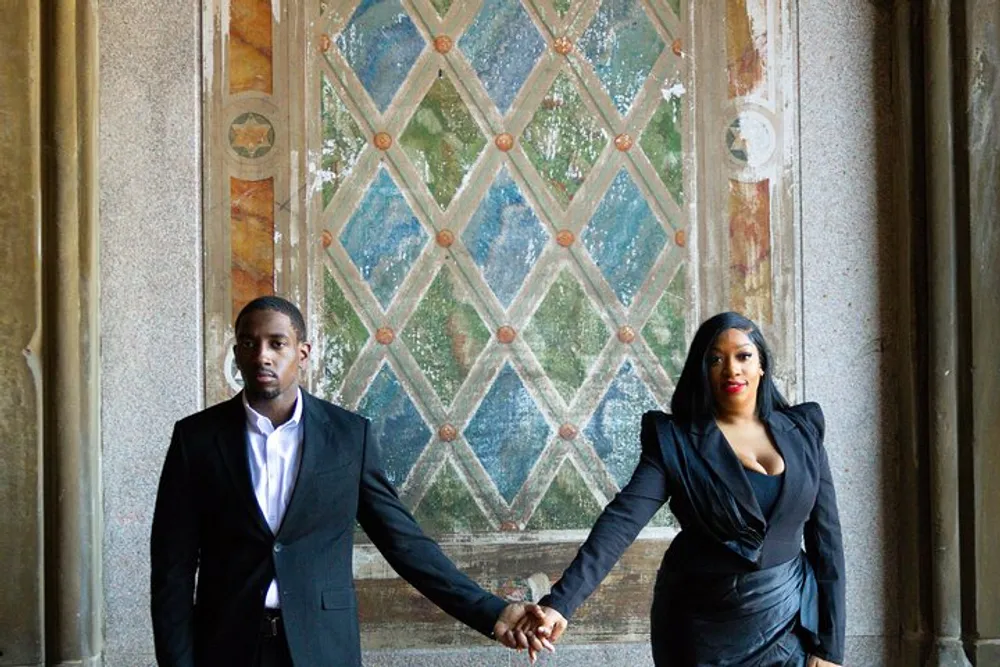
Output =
[{"x1": 204, "y1": 0, "x2": 801, "y2": 645}]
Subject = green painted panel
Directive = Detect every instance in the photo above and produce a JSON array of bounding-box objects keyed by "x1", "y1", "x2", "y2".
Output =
[
  {"x1": 320, "y1": 75, "x2": 367, "y2": 208},
  {"x1": 400, "y1": 75, "x2": 487, "y2": 209},
  {"x1": 642, "y1": 268, "x2": 686, "y2": 381},
  {"x1": 640, "y1": 94, "x2": 684, "y2": 205},
  {"x1": 413, "y1": 463, "x2": 493, "y2": 533},
  {"x1": 521, "y1": 72, "x2": 606, "y2": 207},
  {"x1": 552, "y1": 0, "x2": 570, "y2": 16},
  {"x1": 668, "y1": 0, "x2": 681, "y2": 17},
  {"x1": 402, "y1": 268, "x2": 491, "y2": 405},
  {"x1": 523, "y1": 271, "x2": 609, "y2": 402},
  {"x1": 430, "y1": 0, "x2": 453, "y2": 17},
  {"x1": 320, "y1": 268, "x2": 370, "y2": 395},
  {"x1": 526, "y1": 460, "x2": 603, "y2": 530}
]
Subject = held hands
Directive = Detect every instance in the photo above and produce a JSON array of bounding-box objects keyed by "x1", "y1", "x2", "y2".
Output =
[
  {"x1": 495, "y1": 603, "x2": 555, "y2": 661},
  {"x1": 495, "y1": 603, "x2": 567, "y2": 662}
]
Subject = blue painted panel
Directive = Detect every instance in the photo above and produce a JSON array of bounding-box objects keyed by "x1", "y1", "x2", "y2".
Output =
[
  {"x1": 464, "y1": 364, "x2": 551, "y2": 502},
  {"x1": 336, "y1": 0, "x2": 424, "y2": 112},
  {"x1": 357, "y1": 363, "x2": 432, "y2": 486},
  {"x1": 459, "y1": 0, "x2": 546, "y2": 114},
  {"x1": 579, "y1": 0, "x2": 664, "y2": 115},
  {"x1": 463, "y1": 168, "x2": 549, "y2": 308},
  {"x1": 340, "y1": 168, "x2": 428, "y2": 310},
  {"x1": 582, "y1": 169, "x2": 667, "y2": 307},
  {"x1": 584, "y1": 360, "x2": 660, "y2": 487}
]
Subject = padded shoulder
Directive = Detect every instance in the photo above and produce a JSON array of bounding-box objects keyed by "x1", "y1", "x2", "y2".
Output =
[
  {"x1": 639, "y1": 410, "x2": 673, "y2": 458},
  {"x1": 306, "y1": 391, "x2": 367, "y2": 425},
  {"x1": 786, "y1": 401, "x2": 825, "y2": 443},
  {"x1": 175, "y1": 395, "x2": 241, "y2": 435}
]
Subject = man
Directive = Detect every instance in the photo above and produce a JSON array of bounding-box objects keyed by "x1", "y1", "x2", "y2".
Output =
[{"x1": 151, "y1": 296, "x2": 545, "y2": 666}]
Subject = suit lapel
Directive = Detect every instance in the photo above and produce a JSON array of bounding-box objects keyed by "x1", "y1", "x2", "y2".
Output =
[
  {"x1": 764, "y1": 410, "x2": 807, "y2": 526},
  {"x1": 215, "y1": 393, "x2": 273, "y2": 537},
  {"x1": 277, "y1": 392, "x2": 338, "y2": 539},
  {"x1": 690, "y1": 418, "x2": 765, "y2": 525}
]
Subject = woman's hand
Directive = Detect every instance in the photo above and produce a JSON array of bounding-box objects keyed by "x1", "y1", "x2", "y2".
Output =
[
  {"x1": 495, "y1": 603, "x2": 556, "y2": 662},
  {"x1": 527, "y1": 606, "x2": 568, "y2": 643},
  {"x1": 505, "y1": 605, "x2": 567, "y2": 662},
  {"x1": 808, "y1": 656, "x2": 841, "y2": 667},
  {"x1": 516, "y1": 607, "x2": 569, "y2": 662}
]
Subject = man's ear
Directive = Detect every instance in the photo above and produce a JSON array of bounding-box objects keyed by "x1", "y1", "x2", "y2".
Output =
[{"x1": 298, "y1": 341, "x2": 312, "y2": 367}]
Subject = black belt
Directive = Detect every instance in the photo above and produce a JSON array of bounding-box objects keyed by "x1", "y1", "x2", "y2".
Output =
[{"x1": 261, "y1": 609, "x2": 283, "y2": 638}]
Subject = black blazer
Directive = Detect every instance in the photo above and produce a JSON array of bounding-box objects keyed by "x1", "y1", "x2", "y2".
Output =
[
  {"x1": 150, "y1": 391, "x2": 506, "y2": 666},
  {"x1": 539, "y1": 403, "x2": 845, "y2": 663}
]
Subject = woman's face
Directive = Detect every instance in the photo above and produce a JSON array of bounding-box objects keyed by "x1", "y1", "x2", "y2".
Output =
[{"x1": 707, "y1": 328, "x2": 764, "y2": 415}]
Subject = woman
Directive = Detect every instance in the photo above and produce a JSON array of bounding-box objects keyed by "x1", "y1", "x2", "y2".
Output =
[{"x1": 510, "y1": 312, "x2": 845, "y2": 666}]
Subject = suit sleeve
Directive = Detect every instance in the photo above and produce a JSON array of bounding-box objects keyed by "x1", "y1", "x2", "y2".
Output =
[
  {"x1": 800, "y1": 404, "x2": 846, "y2": 664},
  {"x1": 150, "y1": 423, "x2": 199, "y2": 667},
  {"x1": 356, "y1": 420, "x2": 507, "y2": 638},
  {"x1": 538, "y1": 412, "x2": 670, "y2": 620}
]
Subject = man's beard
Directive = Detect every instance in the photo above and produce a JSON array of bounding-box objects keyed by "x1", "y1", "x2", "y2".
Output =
[{"x1": 246, "y1": 384, "x2": 281, "y2": 400}]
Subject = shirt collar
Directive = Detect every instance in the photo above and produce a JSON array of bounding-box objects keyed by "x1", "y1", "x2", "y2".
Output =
[{"x1": 242, "y1": 388, "x2": 303, "y2": 435}]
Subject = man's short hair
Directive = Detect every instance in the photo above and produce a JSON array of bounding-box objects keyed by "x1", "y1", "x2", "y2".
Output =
[{"x1": 234, "y1": 295, "x2": 307, "y2": 341}]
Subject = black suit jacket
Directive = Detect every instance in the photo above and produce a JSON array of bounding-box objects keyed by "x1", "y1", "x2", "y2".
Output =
[
  {"x1": 539, "y1": 403, "x2": 845, "y2": 663},
  {"x1": 150, "y1": 391, "x2": 506, "y2": 666}
]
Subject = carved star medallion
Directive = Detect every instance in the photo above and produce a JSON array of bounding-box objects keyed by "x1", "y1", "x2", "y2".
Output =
[{"x1": 229, "y1": 112, "x2": 275, "y2": 158}]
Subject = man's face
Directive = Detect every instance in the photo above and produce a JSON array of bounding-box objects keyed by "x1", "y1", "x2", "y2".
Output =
[{"x1": 233, "y1": 309, "x2": 311, "y2": 403}]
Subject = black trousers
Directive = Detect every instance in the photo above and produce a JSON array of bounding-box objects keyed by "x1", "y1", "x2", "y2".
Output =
[{"x1": 254, "y1": 611, "x2": 294, "y2": 667}]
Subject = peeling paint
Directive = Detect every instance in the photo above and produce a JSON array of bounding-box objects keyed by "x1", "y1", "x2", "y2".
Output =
[{"x1": 662, "y1": 81, "x2": 686, "y2": 100}]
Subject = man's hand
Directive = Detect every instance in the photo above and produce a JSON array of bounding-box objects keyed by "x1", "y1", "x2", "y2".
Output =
[
  {"x1": 495, "y1": 603, "x2": 553, "y2": 660},
  {"x1": 808, "y1": 656, "x2": 841, "y2": 667}
]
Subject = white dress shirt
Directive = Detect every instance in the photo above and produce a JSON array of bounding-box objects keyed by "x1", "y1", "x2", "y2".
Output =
[{"x1": 243, "y1": 389, "x2": 304, "y2": 609}]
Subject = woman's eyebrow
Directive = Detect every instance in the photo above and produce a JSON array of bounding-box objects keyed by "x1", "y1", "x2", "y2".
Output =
[{"x1": 710, "y1": 343, "x2": 754, "y2": 352}]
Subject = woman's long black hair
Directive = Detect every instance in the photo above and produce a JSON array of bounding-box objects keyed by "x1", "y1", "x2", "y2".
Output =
[{"x1": 670, "y1": 312, "x2": 789, "y2": 423}]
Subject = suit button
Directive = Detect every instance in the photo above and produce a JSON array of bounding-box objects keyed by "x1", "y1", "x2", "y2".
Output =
[{"x1": 273, "y1": 543, "x2": 282, "y2": 553}]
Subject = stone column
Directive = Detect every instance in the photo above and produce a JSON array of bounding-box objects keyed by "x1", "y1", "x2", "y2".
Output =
[
  {"x1": 897, "y1": 1, "x2": 1000, "y2": 665},
  {"x1": 964, "y1": 1, "x2": 1000, "y2": 664},
  {"x1": 0, "y1": 2, "x2": 45, "y2": 664},
  {"x1": 894, "y1": 1, "x2": 932, "y2": 665},
  {"x1": 923, "y1": 0, "x2": 971, "y2": 664},
  {"x1": 0, "y1": 0, "x2": 102, "y2": 664},
  {"x1": 39, "y1": 0, "x2": 103, "y2": 664}
]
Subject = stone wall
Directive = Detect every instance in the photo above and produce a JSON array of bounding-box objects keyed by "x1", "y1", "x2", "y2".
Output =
[{"x1": 98, "y1": 2, "x2": 900, "y2": 665}]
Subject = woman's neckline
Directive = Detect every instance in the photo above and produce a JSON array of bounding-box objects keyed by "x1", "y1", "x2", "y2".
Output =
[{"x1": 744, "y1": 466, "x2": 785, "y2": 478}]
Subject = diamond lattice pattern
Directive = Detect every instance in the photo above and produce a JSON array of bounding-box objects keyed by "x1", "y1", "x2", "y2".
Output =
[{"x1": 318, "y1": 0, "x2": 689, "y2": 532}]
